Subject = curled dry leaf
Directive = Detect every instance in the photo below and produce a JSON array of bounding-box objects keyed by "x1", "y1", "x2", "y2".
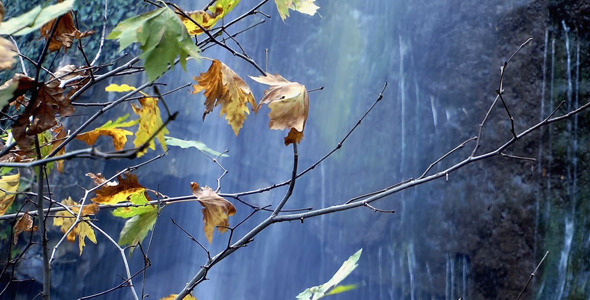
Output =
[
  {"x1": 274, "y1": 0, "x2": 320, "y2": 20},
  {"x1": 193, "y1": 59, "x2": 257, "y2": 135},
  {"x1": 191, "y1": 182, "x2": 236, "y2": 243},
  {"x1": 0, "y1": 172, "x2": 20, "y2": 215},
  {"x1": 40, "y1": 11, "x2": 95, "y2": 52},
  {"x1": 53, "y1": 197, "x2": 99, "y2": 254},
  {"x1": 13, "y1": 213, "x2": 38, "y2": 245},
  {"x1": 89, "y1": 172, "x2": 151, "y2": 205},
  {"x1": 250, "y1": 73, "x2": 309, "y2": 145}
]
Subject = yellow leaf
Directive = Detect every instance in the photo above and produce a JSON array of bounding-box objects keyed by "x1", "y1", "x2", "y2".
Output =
[
  {"x1": 160, "y1": 294, "x2": 198, "y2": 300},
  {"x1": 105, "y1": 83, "x2": 137, "y2": 93},
  {"x1": 192, "y1": 59, "x2": 257, "y2": 135},
  {"x1": 179, "y1": 0, "x2": 239, "y2": 35},
  {"x1": 191, "y1": 182, "x2": 236, "y2": 243},
  {"x1": 13, "y1": 212, "x2": 38, "y2": 245},
  {"x1": 132, "y1": 97, "x2": 168, "y2": 156},
  {"x1": 250, "y1": 73, "x2": 309, "y2": 144},
  {"x1": 77, "y1": 114, "x2": 137, "y2": 151},
  {"x1": 88, "y1": 172, "x2": 150, "y2": 205},
  {"x1": 0, "y1": 172, "x2": 19, "y2": 215},
  {"x1": 53, "y1": 197, "x2": 99, "y2": 254}
]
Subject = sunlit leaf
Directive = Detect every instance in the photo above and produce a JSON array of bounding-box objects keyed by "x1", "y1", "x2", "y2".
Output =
[
  {"x1": 165, "y1": 136, "x2": 228, "y2": 157},
  {"x1": 0, "y1": 172, "x2": 19, "y2": 215},
  {"x1": 297, "y1": 249, "x2": 362, "y2": 300},
  {"x1": 107, "y1": 6, "x2": 201, "y2": 81},
  {"x1": 191, "y1": 182, "x2": 236, "y2": 243},
  {"x1": 132, "y1": 97, "x2": 169, "y2": 156},
  {"x1": 88, "y1": 172, "x2": 150, "y2": 205},
  {"x1": 179, "y1": 0, "x2": 240, "y2": 35},
  {"x1": 77, "y1": 114, "x2": 137, "y2": 151},
  {"x1": 0, "y1": 0, "x2": 75, "y2": 35},
  {"x1": 53, "y1": 197, "x2": 99, "y2": 255},
  {"x1": 117, "y1": 207, "x2": 157, "y2": 247},
  {"x1": 193, "y1": 59, "x2": 257, "y2": 135}
]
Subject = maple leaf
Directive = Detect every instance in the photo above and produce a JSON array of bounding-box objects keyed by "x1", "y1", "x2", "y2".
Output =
[
  {"x1": 0, "y1": 0, "x2": 74, "y2": 36},
  {"x1": 0, "y1": 172, "x2": 19, "y2": 215},
  {"x1": 77, "y1": 114, "x2": 137, "y2": 151},
  {"x1": 161, "y1": 294, "x2": 198, "y2": 300},
  {"x1": 89, "y1": 172, "x2": 151, "y2": 205},
  {"x1": 165, "y1": 136, "x2": 228, "y2": 157},
  {"x1": 40, "y1": 11, "x2": 95, "y2": 52},
  {"x1": 50, "y1": 124, "x2": 67, "y2": 172},
  {"x1": 53, "y1": 197, "x2": 99, "y2": 254},
  {"x1": 0, "y1": 37, "x2": 16, "y2": 70},
  {"x1": 274, "y1": 0, "x2": 319, "y2": 20},
  {"x1": 191, "y1": 182, "x2": 236, "y2": 243},
  {"x1": 192, "y1": 59, "x2": 257, "y2": 135},
  {"x1": 250, "y1": 73, "x2": 309, "y2": 145},
  {"x1": 179, "y1": 0, "x2": 239, "y2": 35},
  {"x1": 13, "y1": 213, "x2": 38, "y2": 245},
  {"x1": 132, "y1": 97, "x2": 169, "y2": 156},
  {"x1": 37, "y1": 125, "x2": 68, "y2": 173},
  {"x1": 107, "y1": 6, "x2": 201, "y2": 81},
  {"x1": 111, "y1": 183, "x2": 158, "y2": 247}
]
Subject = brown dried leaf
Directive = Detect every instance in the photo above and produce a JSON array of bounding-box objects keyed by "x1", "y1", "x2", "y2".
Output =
[
  {"x1": 250, "y1": 73, "x2": 309, "y2": 145},
  {"x1": 192, "y1": 59, "x2": 257, "y2": 135},
  {"x1": 40, "y1": 11, "x2": 95, "y2": 52},
  {"x1": 191, "y1": 182, "x2": 236, "y2": 243},
  {"x1": 13, "y1": 213, "x2": 38, "y2": 245}
]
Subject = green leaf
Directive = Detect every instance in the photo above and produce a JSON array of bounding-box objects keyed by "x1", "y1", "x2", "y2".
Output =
[
  {"x1": 112, "y1": 188, "x2": 154, "y2": 218},
  {"x1": 324, "y1": 284, "x2": 359, "y2": 296},
  {"x1": 97, "y1": 114, "x2": 139, "y2": 129},
  {"x1": 0, "y1": 0, "x2": 75, "y2": 36},
  {"x1": 296, "y1": 249, "x2": 362, "y2": 300},
  {"x1": 117, "y1": 207, "x2": 158, "y2": 247},
  {"x1": 165, "y1": 136, "x2": 228, "y2": 157},
  {"x1": 107, "y1": 6, "x2": 201, "y2": 81}
]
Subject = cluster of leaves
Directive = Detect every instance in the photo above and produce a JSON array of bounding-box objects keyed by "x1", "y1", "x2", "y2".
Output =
[{"x1": 0, "y1": 0, "x2": 338, "y2": 299}]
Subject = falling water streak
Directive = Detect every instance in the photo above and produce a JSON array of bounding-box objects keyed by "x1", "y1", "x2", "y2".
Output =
[
  {"x1": 388, "y1": 245, "x2": 396, "y2": 300},
  {"x1": 398, "y1": 34, "x2": 407, "y2": 175},
  {"x1": 462, "y1": 256, "x2": 468, "y2": 299},
  {"x1": 430, "y1": 96, "x2": 438, "y2": 128},
  {"x1": 445, "y1": 254, "x2": 450, "y2": 300},
  {"x1": 426, "y1": 263, "x2": 434, "y2": 300},
  {"x1": 319, "y1": 163, "x2": 327, "y2": 279},
  {"x1": 407, "y1": 243, "x2": 416, "y2": 300},
  {"x1": 378, "y1": 246, "x2": 384, "y2": 300},
  {"x1": 557, "y1": 218, "x2": 574, "y2": 299}
]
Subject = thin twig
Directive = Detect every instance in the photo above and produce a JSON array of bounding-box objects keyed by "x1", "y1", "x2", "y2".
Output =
[{"x1": 516, "y1": 251, "x2": 549, "y2": 300}]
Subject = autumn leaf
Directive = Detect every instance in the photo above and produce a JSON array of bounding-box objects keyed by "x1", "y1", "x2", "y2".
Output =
[
  {"x1": 77, "y1": 114, "x2": 137, "y2": 151},
  {"x1": 40, "y1": 11, "x2": 95, "y2": 52},
  {"x1": 0, "y1": 0, "x2": 74, "y2": 36},
  {"x1": 250, "y1": 73, "x2": 309, "y2": 145},
  {"x1": 107, "y1": 6, "x2": 201, "y2": 81},
  {"x1": 179, "y1": 0, "x2": 240, "y2": 35},
  {"x1": 105, "y1": 83, "x2": 137, "y2": 93},
  {"x1": 132, "y1": 97, "x2": 169, "y2": 156},
  {"x1": 37, "y1": 125, "x2": 68, "y2": 173},
  {"x1": 53, "y1": 197, "x2": 99, "y2": 255},
  {"x1": 192, "y1": 59, "x2": 257, "y2": 135},
  {"x1": 47, "y1": 65, "x2": 90, "y2": 98},
  {"x1": 0, "y1": 37, "x2": 16, "y2": 70},
  {"x1": 50, "y1": 124, "x2": 67, "y2": 172},
  {"x1": 274, "y1": 0, "x2": 319, "y2": 20},
  {"x1": 160, "y1": 294, "x2": 198, "y2": 300},
  {"x1": 0, "y1": 172, "x2": 19, "y2": 215},
  {"x1": 13, "y1": 213, "x2": 38, "y2": 245},
  {"x1": 89, "y1": 172, "x2": 151, "y2": 205},
  {"x1": 191, "y1": 182, "x2": 236, "y2": 243},
  {"x1": 111, "y1": 184, "x2": 158, "y2": 247}
]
